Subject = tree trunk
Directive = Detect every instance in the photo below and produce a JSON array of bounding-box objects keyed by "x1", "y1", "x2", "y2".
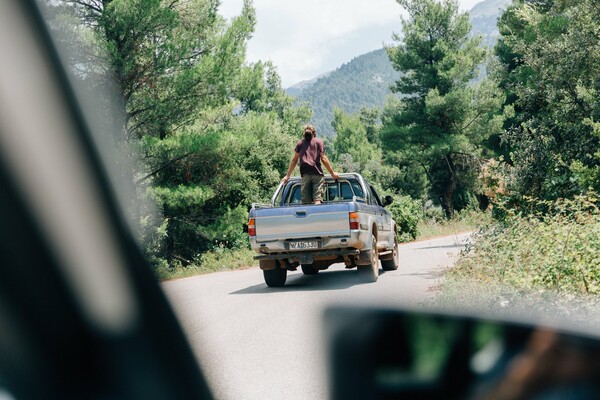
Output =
[
  {"x1": 441, "y1": 180, "x2": 456, "y2": 219},
  {"x1": 441, "y1": 154, "x2": 457, "y2": 219}
]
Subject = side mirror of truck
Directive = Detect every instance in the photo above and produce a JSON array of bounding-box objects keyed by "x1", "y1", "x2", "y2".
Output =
[{"x1": 383, "y1": 195, "x2": 393, "y2": 207}]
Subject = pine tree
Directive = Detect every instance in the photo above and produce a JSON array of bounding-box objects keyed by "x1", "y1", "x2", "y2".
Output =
[{"x1": 383, "y1": 0, "x2": 504, "y2": 217}]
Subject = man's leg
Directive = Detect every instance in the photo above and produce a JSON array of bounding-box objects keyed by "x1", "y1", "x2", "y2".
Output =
[
  {"x1": 312, "y1": 175, "x2": 325, "y2": 204},
  {"x1": 301, "y1": 175, "x2": 314, "y2": 204}
]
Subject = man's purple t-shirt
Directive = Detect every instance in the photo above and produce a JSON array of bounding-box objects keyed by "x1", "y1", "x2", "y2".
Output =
[{"x1": 295, "y1": 138, "x2": 325, "y2": 176}]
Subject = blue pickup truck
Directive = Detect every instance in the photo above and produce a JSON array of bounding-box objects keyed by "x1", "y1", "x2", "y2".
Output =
[{"x1": 248, "y1": 173, "x2": 399, "y2": 287}]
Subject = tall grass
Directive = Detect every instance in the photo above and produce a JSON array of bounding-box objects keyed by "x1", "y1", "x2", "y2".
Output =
[
  {"x1": 450, "y1": 195, "x2": 600, "y2": 295},
  {"x1": 416, "y1": 208, "x2": 490, "y2": 240},
  {"x1": 156, "y1": 247, "x2": 256, "y2": 281}
]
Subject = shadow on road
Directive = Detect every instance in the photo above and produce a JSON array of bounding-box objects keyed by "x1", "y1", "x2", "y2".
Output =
[{"x1": 230, "y1": 268, "x2": 386, "y2": 294}]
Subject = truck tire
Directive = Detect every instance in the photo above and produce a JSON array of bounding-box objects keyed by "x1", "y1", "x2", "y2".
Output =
[
  {"x1": 263, "y1": 267, "x2": 287, "y2": 287},
  {"x1": 358, "y1": 235, "x2": 379, "y2": 283},
  {"x1": 381, "y1": 237, "x2": 399, "y2": 271},
  {"x1": 301, "y1": 264, "x2": 319, "y2": 275}
]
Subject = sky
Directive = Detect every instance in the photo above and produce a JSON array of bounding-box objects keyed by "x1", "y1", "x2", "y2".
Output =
[{"x1": 219, "y1": 0, "x2": 485, "y2": 87}]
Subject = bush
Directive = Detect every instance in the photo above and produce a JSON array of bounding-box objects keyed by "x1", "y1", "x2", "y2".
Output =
[
  {"x1": 451, "y1": 194, "x2": 600, "y2": 294},
  {"x1": 417, "y1": 207, "x2": 489, "y2": 240},
  {"x1": 388, "y1": 195, "x2": 421, "y2": 242}
]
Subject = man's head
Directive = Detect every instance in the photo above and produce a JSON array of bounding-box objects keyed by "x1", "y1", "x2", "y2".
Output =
[{"x1": 304, "y1": 124, "x2": 316, "y2": 141}]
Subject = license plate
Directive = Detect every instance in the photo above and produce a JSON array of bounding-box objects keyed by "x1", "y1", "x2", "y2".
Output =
[{"x1": 289, "y1": 240, "x2": 319, "y2": 250}]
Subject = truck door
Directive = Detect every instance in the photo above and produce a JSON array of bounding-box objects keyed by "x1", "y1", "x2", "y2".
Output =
[{"x1": 369, "y1": 185, "x2": 392, "y2": 233}]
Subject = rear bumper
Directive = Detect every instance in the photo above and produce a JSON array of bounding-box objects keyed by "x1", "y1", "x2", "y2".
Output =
[
  {"x1": 254, "y1": 247, "x2": 377, "y2": 267},
  {"x1": 250, "y1": 230, "x2": 374, "y2": 266},
  {"x1": 254, "y1": 248, "x2": 359, "y2": 261}
]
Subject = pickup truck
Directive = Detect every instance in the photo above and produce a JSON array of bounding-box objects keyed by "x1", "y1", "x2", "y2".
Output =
[{"x1": 248, "y1": 173, "x2": 399, "y2": 287}]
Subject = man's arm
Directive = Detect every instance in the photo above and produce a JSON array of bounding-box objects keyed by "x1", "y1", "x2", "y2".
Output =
[
  {"x1": 281, "y1": 152, "x2": 299, "y2": 184},
  {"x1": 320, "y1": 153, "x2": 339, "y2": 180}
]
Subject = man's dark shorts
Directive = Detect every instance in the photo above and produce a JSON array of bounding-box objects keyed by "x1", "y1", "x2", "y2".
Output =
[{"x1": 301, "y1": 174, "x2": 325, "y2": 203}]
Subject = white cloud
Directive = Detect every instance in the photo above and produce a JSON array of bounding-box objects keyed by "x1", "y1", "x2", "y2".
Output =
[
  {"x1": 259, "y1": 0, "x2": 401, "y2": 37},
  {"x1": 220, "y1": 0, "x2": 487, "y2": 86}
]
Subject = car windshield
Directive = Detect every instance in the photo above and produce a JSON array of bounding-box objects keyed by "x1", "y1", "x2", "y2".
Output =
[{"x1": 26, "y1": 0, "x2": 600, "y2": 399}]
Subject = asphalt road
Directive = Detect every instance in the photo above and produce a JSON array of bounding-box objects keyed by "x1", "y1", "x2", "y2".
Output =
[{"x1": 162, "y1": 232, "x2": 471, "y2": 400}]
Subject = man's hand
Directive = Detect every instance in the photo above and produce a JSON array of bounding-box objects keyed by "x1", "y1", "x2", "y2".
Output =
[
  {"x1": 320, "y1": 153, "x2": 339, "y2": 181},
  {"x1": 281, "y1": 176, "x2": 290, "y2": 185}
]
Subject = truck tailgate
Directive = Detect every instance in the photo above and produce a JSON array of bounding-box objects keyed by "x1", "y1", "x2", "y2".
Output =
[{"x1": 254, "y1": 204, "x2": 351, "y2": 242}]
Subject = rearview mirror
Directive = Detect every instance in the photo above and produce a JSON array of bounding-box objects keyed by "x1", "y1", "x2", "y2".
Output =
[{"x1": 326, "y1": 307, "x2": 600, "y2": 400}]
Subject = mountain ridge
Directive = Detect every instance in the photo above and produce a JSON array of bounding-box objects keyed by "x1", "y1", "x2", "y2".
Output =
[{"x1": 287, "y1": 0, "x2": 511, "y2": 137}]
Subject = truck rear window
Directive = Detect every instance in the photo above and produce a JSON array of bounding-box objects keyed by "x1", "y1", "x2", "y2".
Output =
[{"x1": 284, "y1": 180, "x2": 363, "y2": 205}]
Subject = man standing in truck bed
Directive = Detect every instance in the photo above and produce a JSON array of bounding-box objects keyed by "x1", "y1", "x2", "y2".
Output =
[{"x1": 281, "y1": 124, "x2": 339, "y2": 204}]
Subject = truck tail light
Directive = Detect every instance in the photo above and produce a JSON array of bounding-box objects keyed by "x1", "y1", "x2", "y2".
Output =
[
  {"x1": 248, "y1": 218, "x2": 256, "y2": 237},
  {"x1": 349, "y1": 212, "x2": 359, "y2": 230}
]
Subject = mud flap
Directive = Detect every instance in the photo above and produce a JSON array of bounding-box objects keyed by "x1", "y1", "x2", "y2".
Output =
[
  {"x1": 297, "y1": 254, "x2": 314, "y2": 265},
  {"x1": 259, "y1": 259, "x2": 277, "y2": 270},
  {"x1": 355, "y1": 250, "x2": 374, "y2": 266}
]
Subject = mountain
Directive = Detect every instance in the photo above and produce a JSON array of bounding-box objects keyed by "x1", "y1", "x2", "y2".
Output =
[
  {"x1": 292, "y1": 48, "x2": 400, "y2": 137},
  {"x1": 471, "y1": 0, "x2": 511, "y2": 19},
  {"x1": 287, "y1": 0, "x2": 511, "y2": 137},
  {"x1": 470, "y1": 0, "x2": 511, "y2": 46},
  {"x1": 286, "y1": 72, "x2": 331, "y2": 97}
]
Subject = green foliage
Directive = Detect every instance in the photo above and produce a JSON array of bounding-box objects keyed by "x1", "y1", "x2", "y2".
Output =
[
  {"x1": 234, "y1": 61, "x2": 312, "y2": 135},
  {"x1": 360, "y1": 107, "x2": 382, "y2": 146},
  {"x1": 46, "y1": 0, "x2": 311, "y2": 272},
  {"x1": 387, "y1": 196, "x2": 422, "y2": 242},
  {"x1": 330, "y1": 107, "x2": 430, "y2": 201},
  {"x1": 452, "y1": 195, "x2": 600, "y2": 294},
  {"x1": 332, "y1": 108, "x2": 381, "y2": 170},
  {"x1": 148, "y1": 185, "x2": 213, "y2": 209},
  {"x1": 140, "y1": 105, "x2": 299, "y2": 264},
  {"x1": 57, "y1": 0, "x2": 257, "y2": 139},
  {"x1": 361, "y1": 160, "x2": 406, "y2": 196},
  {"x1": 139, "y1": 215, "x2": 169, "y2": 267},
  {"x1": 383, "y1": 0, "x2": 505, "y2": 218},
  {"x1": 495, "y1": 0, "x2": 600, "y2": 200},
  {"x1": 388, "y1": 0, "x2": 484, "y2": 96},
  {"x1": 197, "y1": 206, "x2": 250, "y2": 250}
]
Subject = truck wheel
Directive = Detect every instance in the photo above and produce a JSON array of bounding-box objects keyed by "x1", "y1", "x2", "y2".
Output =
[
  {"x1": 301, "y1": 264, "x2": 319, "y2": 275},
  {"x1": 358, "y1": 235, "x2": 379, "y2": 283},
  {"x1": 381, "y1": 237, "x2": 399, "y2": 271},
  {"x1": 263, "y1": 267, "x2": 287, "y2": 287}
]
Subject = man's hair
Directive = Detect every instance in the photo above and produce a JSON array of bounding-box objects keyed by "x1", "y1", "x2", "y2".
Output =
[{"x1": 304, "y1": 124, "x2": 316, "y2": 136}]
